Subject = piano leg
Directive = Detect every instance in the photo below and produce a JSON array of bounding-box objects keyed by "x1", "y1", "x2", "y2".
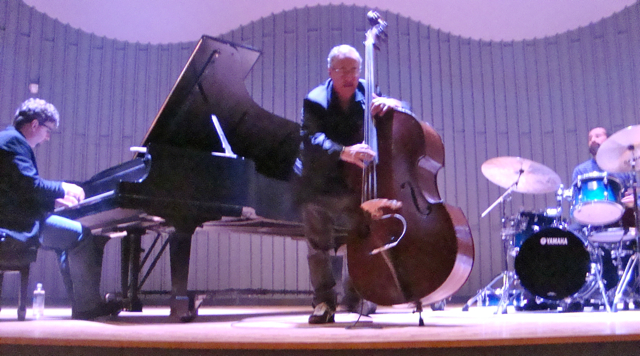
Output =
[
  {"x1": 120, "y1": 238, "x2": 129, "y2": 307},
  {"x1": 120, "y1": 229, "x2": 145, "y2": 312},
  {"x1": 169, "y1": 226, "x2": 198, "y2": 322}
]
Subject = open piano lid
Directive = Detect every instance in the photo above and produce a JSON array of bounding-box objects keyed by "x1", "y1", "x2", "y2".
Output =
[{"x1": 140, "y1": 35, "x2": 300, "y2": 181}]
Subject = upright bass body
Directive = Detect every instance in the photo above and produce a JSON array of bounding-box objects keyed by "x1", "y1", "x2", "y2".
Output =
[{"x1": 347, "y1": 109, "x2": 474, "y2": 306}]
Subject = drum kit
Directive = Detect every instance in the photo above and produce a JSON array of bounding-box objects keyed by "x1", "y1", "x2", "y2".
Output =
[{"x1": 464, "y1": 125, "x2": 640, "y2": 313}]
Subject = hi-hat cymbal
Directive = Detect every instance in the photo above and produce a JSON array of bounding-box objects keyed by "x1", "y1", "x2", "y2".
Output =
[
  {"x1": 596, "y1": 125, "x2": 640, "y2": 173},
  {"x1": 481, "y1": 156, "x2": 562, "y2": 194}
]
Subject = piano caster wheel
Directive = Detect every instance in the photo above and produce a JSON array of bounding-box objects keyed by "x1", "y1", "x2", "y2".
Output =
[
  {"x1": 129, "y1": 299, "x2": 143, "y2": 312},
  {"x1": 109, "y1": 293, "x2": 140, "y2": 312},
  {"x1": 171, "y1": 307, "x2": 198, "y2": 323},
  {"x1": 18, "y1": 308, "x2": 26, "y2": 321},
  {"x1": 120, "y1": 298, "x2": 143, "y2": 312},
  {"x1": 180, "y1": 310, "x2": 197, "y2": 323},
  {"x1": 171, "y1": 295, "x2": 198, "y2": 322}
]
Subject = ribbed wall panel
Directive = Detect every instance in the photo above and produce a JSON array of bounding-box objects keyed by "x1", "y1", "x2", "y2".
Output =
[{"x1": 2, "y1": 0, "x2": 640, "y2": 304}]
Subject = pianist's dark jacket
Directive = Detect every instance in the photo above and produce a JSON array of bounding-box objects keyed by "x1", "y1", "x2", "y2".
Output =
[{"x1": 0, "y1": 126, "x2": 64, "y2": 244}]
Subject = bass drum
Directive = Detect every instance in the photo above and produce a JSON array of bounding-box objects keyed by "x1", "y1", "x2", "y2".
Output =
[{"x1": 514, "y1": 227, "x2": 592, "y2": 300}]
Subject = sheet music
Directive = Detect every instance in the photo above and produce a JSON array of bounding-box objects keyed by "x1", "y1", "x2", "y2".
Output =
[{"x1": 211, "y1": 115, "x2": 237, "y2": 158}]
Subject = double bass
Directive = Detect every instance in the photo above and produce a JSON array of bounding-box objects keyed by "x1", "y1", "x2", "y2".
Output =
[{"x1": 347, "y1": 12, "x2": 475, "y2": 321}]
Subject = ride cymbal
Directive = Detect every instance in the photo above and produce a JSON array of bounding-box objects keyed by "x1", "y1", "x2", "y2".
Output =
[
  {"x1": 596, "y1": 125, "x2": 640, "y2": 173},
  {"x1": 481, "y1": 156, "x2": 562, "y2": 194}
]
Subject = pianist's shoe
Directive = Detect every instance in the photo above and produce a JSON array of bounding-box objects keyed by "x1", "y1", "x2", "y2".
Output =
[
  {"x1": 72, "y1": 299, "x2": 123, "y2": 321},
  {"x1": 308, "y1": 302, "x2": 335, "y2": 324}
]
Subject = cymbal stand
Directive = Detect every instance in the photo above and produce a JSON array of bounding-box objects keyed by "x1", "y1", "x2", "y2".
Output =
[
  {"x1": 481, "y1": 184, "x2": 517, "y2": 219},
  {"x1": 612, "y1": 151, "x2": 640, "y2": 311},
  {"x1": 463, "y1": 182, "x2": 521, "y2": 313},
  {"x1": 583, "y1": 239, "x2": 613, "y2": 313}
]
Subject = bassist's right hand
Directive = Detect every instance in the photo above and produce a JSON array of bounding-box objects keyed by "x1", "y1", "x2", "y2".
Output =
[{"x1": 340, "y1": 143, "x2": 376, "y2": 168}]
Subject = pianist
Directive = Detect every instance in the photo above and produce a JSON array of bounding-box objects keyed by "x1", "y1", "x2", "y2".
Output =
[{"x1": 0, "y1": 98, "x2": 121, "y2": 320}]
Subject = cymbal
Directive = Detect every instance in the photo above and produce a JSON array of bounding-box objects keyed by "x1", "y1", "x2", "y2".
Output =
[
  {"x1": 481, "y1": 156, "x2": 562, "y2": 194},
  {"x1": 596, "y1": 125, "x2": 640, "y2": 173}
]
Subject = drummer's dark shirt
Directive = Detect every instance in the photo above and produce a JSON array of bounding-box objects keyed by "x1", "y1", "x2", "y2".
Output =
[{"x1": 572, "y1": 158, "x2": 634, "y2": 189}]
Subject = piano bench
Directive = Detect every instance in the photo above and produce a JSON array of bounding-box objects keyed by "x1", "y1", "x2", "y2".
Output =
[{"x1": 0, "y1": 234, "x2": 38, "y2": 321}]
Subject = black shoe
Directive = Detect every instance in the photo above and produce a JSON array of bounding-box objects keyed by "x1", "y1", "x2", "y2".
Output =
[
  {"x1": 562, "y1": 301, "x2": 584, "y2": 313},
  {"x1": 518, "y1": 299, "x2": 550, "y2": 311},
  {"x1": 345, "y1": 299, "x2": 377, "y2": 316},
  {"x1": 308, "y1": 302, "x2": 335, "y2": 324},
  {"x1": 72, "y1": 300, "x2": 123, "y2": 320}
]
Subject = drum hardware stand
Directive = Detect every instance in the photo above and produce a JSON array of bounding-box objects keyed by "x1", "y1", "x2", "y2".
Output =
[
  {"x1": 464, "y1": 181, "x2": 522, "y2": 313},
  {"x1": 611, "y1": 150, "x2": 640, "y2": 311},
  {"x1": 589, "y1": 250, "x2": 613, "y2": 313},
  {"x1": 546, "y1": 184, "x2": 565, "y2": 220},
  {"x1": 559, "y1": 187, "x2": 612, "y2": 313}
]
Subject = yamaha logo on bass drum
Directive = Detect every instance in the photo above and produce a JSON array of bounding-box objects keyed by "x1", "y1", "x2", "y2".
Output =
[{"x1": 539, "y1": 237, "x2": 568, "y2": 246}]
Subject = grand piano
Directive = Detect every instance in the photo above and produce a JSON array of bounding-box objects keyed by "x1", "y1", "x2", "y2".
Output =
[{"x1": 57, "y1": 35, "x2": 303, "y2": 321}]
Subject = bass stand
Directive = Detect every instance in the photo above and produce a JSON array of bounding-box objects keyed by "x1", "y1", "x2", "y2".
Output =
[
  {"x1": 463, "y1": 181, "x2": 520, "y2": 313},
  {"x1": 612, "y1": 152, "x2": 640, "y2": 312}
]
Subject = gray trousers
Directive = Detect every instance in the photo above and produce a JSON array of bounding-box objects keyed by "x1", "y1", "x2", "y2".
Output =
[
  {"x1": 302, "y1": 194, "x2": 365, "y2": 309},
  {"x1": 39, "y1": 215, "x2": 105, "y2": 313}
]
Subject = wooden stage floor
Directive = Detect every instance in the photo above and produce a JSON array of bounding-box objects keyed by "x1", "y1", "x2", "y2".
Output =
[{"x1": 1, "y1": 303, "x2": 639, "y2": 355}]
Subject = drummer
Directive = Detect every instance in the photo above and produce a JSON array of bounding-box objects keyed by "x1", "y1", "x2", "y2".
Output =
[
  {"x1": 569, "y1": 127, "x2": 637, "y2": 301},
  {"x1": 572, "y1": 127, "x2": 636, "y2": 208}
]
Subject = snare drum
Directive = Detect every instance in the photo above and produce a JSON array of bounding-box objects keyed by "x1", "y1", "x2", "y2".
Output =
[
  {"x1": 571, "y1": 172, "x2": 624, "y2": 226},
  {"x1": 589, "y1": 227, "x2": 637, "y2": 244},
  {"x1": 515, "y1": 227, "x2": 592, "y2": 300}
]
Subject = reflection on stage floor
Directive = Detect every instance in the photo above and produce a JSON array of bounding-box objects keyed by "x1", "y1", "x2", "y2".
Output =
[{"x1": 1, "y1": 303, "x2": 640, "y2": 355}]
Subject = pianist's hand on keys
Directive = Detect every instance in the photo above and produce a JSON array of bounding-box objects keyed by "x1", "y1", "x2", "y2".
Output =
[{"x1": 57, "y1": 182, "x2": 86, "y2": 208}]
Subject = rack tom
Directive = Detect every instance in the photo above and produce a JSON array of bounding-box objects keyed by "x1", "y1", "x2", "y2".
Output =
[{"x1": 571, "y1": 172, "x2": 624, "y2": 226}]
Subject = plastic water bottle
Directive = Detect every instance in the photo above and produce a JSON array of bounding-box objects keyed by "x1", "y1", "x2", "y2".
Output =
[{"x1": 32, "y1": 283, "x2": 45, "y2": 319}]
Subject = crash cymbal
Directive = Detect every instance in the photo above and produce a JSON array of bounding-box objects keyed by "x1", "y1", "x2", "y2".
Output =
[
  {"x1": 481, "y1": 156, "x2": 562, "y2": 194},
  {"x1": 596, "y1": 125, "x2": 640, "y2": 173}
]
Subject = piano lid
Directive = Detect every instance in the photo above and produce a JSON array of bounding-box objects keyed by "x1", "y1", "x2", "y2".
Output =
[{"x1": 140, "y1": 35, "x2": 301, "y2": 181}]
